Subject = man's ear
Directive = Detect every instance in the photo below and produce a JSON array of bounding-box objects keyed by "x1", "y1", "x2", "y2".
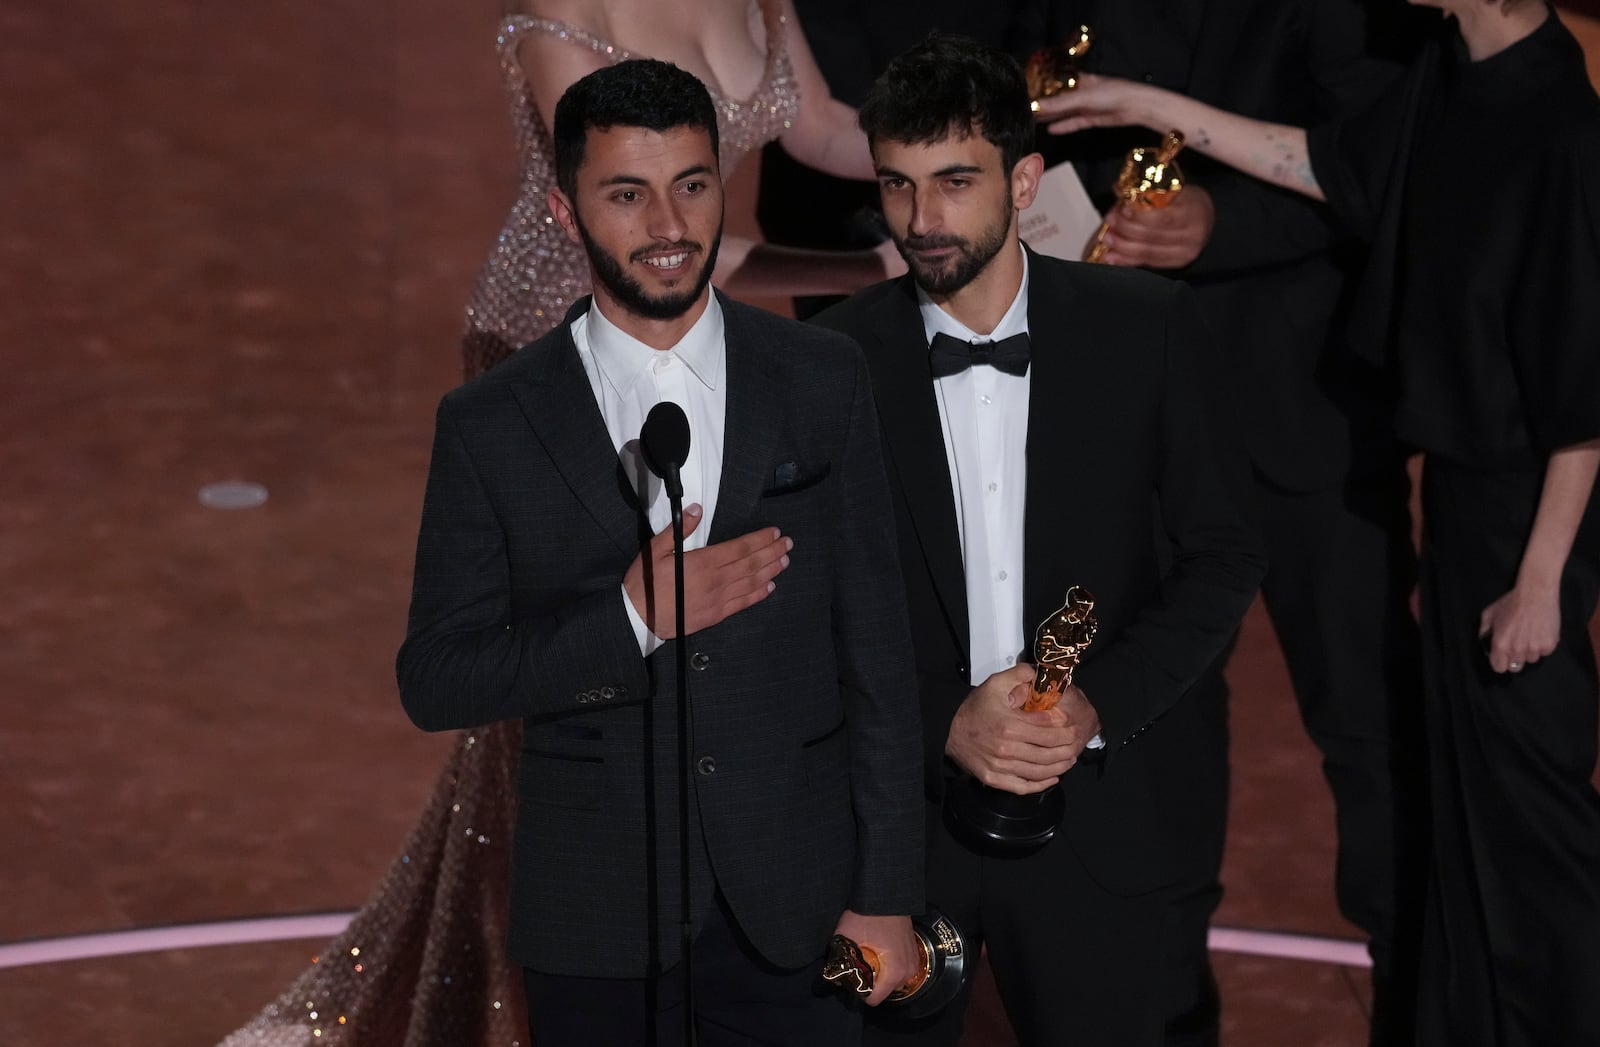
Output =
[
  {"x1": 547, "y1": 186, "x2": 582, "y2": 246},
  {"x1": 1011, "y1": 152, "x2": 1046, "y2": 211}
]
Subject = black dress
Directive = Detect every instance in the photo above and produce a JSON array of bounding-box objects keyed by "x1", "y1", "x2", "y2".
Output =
[{"x1": 1309, "y1": 10, "x2": 1600, "y2": 1046}]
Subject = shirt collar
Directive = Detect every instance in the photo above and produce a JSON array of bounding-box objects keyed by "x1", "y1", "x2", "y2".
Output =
[
  {"x1": 917, "y1": 242, "x2": 1031, "y2": 347},
  {"x1": 585, "y1": 292, "x2": 726, "y2": 400}
]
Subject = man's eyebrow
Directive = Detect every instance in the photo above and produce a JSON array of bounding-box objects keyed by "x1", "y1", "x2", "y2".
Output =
[
  {"x1": 873, "y1": 163, "x2": 985, "y2": 179},
  {"x1": 597, "y1": 163, "x2": 714, "y2": 188}
]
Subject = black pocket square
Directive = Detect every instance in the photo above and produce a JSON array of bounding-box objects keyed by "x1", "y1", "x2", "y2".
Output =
[{"x1": 763, "y1": 459, "x2": 831, "y2": 496}]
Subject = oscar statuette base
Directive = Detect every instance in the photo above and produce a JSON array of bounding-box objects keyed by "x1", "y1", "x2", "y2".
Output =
[{"x1": 942, "y1": 775, "x2": 1065, "y2": 852}]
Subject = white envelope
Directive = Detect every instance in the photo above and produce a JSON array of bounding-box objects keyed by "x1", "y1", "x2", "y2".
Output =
[{"x1": 1019, "y1": 162, "x2": 1102, "y2": 263}]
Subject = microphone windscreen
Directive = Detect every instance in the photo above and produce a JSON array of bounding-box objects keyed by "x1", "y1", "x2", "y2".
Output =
[{"x1": 640, "y1": 400, "x2": 691, "y2": 480}]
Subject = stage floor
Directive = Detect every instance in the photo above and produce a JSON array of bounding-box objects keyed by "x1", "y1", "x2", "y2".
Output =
[{"x1": 4, "y1": 3, "x2": 1598, "y2": 1045}]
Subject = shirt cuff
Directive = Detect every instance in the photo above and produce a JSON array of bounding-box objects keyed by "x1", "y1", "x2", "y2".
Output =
[
  {"x1": 620, "y1": 584, "x2": 664, "y2": 657},
  {"x1": 1085, "y1": 733, "x2": 1105, "y2": 750}
]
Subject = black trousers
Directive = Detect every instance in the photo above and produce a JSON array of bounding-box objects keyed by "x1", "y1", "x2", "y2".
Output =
[
  {"x1": 1164, "y1": 457, "x2": 1424, "y2": 1047},
  {"x1": 524, "y1": 891, "x2": 860, "y2": 1047},
  {"x1": 866, "y1": 801, "x2": 1165, "y2": 1047},
  {"x1": 1414, "y1": 460, "x2": 1600, "y2": 1047}
]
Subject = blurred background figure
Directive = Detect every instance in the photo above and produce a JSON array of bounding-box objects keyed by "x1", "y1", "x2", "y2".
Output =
[
  {"x1": 1017, "y1": 3, "x2": 1429, "y2": 1045},
  {"x1": 1036, "y1": 2, "x2": 1600, "y2": 1042}
]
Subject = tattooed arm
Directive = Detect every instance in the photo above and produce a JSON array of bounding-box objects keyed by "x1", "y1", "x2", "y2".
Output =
[{"x1": 1032, "y1": 73, "x2": 1324, "y2": 202}]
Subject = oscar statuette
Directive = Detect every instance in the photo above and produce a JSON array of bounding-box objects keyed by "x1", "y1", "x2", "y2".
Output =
[
  {"x1": 821, "y1": 910, "x2": 968, "y2": 1020},
  {"x1": 1025, "y1": 24, "x2": 1093, "y2": 110},
  {"x1": 942, "y1": 587, "x2": 1099, "y2": 851},
  {"x1": 1083, "y1": 131, "x2": 1186, "y2": 263}
]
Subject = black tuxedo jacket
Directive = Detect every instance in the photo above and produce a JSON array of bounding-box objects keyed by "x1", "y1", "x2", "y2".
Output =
[
  {"x1": 814, "y1": 254, "x2": 1266, "y2": 894},
  {"x1": 397, "y1": 293, "x2": 924, "y2": 977},
  {"x1": 1024, "y1": 0, "x2": 1420, "y2": 489}
]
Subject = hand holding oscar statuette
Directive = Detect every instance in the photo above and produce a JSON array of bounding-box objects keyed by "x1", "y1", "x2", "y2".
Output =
[
  {"x1": 821, "y1": 911, "x2": 968, "y2": 1020},
  {"x1": 1084, "y1": 131, "x2": 1186, "y2": 263},
  {"x1": 943, "y1": 587, "x2": 1100, "y2": 850}
]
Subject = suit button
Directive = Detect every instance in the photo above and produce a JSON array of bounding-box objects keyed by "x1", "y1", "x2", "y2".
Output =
[
  {"x1": 690, "y1": 651, "x2": 711, "y2": 671},
  {"x1": 955, "y1": 664, "x2": 967, "y2": 680},
  {"x1": 697, "y1": 756, "x2": 717, "y2": 776}
]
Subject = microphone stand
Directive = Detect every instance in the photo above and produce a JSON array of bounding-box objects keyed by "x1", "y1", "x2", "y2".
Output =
[
  {"x1": 640, "y1": 400, "x2": 695, "y2": 1045},
  {"x1": 663, "y1": 463, "x2": 696, "y2": 1047}
]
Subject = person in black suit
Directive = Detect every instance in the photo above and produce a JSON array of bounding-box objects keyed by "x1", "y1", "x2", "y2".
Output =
[
  {"x1": 1020, "y1": 4, "x2": 1428, "y2": 1042},
  {"x1": 396, "y1": 58, "x2": 925, "y2": 1046},
  {"x1": 814, "y1": 35, "x2": 1266, "y2": 1046}
]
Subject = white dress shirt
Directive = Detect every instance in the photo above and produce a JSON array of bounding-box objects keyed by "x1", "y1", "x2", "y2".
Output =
[
  {"x1": 919, "y1": 245, "x2": 1032, "y2": 687},
  {"x1": 571, "y1": 295, "x2": 728, "y2": 654}
]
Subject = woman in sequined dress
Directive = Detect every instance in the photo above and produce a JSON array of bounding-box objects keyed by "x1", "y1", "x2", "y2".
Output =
[{"x1": 220, "y1": 2, "x2": 891, "y2": 1044}]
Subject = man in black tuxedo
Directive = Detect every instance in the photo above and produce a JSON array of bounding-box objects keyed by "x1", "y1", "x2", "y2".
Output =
[
  {"x1": 814, "y1": 35, "x2": 1266, "y2": 1046},
  {"x1": 1024, "y1": 3, "x2": 1428, "y2": 1042},
  {"x1": 396, "y1": 59, "x2": 924, "y2": 1046}
]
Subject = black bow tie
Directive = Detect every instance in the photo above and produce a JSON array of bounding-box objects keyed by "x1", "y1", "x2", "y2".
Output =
[{"x1": 928, "y1": 331, "x2": 1031, "y2": 379}]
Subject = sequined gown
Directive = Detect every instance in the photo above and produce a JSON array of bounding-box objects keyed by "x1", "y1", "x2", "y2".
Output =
[{"x1": 219, "y1": 7, "x2": 797, "y2": 1045}]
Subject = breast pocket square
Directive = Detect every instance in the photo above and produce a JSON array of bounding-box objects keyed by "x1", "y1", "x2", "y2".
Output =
[{"x1": 762, "y1": 459, "x2": 831, "y2": 497}]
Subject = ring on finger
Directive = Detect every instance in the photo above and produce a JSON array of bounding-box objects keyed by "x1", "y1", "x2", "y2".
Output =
[{"x1": 1508, "y1": 661, "x2": 1524, "y2": 672}]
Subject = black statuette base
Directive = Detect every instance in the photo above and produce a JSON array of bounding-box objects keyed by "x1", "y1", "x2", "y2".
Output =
[{"x1": 942, "y1": 776, "x2": 1064, "y2": 852}]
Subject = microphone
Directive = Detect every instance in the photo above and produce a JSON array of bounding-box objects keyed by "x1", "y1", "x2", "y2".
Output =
[{"x1": 640, "y1": 401, "x2": 691, "y2": 501}]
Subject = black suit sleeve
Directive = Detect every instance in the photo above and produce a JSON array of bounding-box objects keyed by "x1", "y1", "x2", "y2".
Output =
[
  {"x1": 1076, "y1": 284, "x2": 1266, "y2": 752},
  {"x1": 829, "y1": 351, "x2": 926, "y2": 915},
  {"x1": 396, "y1": 399, "x2": 649, "y2": 732}
]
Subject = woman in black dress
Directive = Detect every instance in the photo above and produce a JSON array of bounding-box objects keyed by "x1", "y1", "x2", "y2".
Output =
[{"x1": 1036, "y1": 3, "x2": 1600, "y2": 1044}]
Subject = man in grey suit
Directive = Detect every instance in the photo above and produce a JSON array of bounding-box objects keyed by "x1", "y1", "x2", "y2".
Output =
[
  {"x1": 815, "y1": 36, "x2": 1265, "y2": 1045},
  {"x1": 397, "y1": 59, "x2": 924, "y2": 1046}
]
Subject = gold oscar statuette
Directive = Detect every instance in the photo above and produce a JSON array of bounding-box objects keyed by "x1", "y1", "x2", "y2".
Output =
[
  {"x1": 1083, "y1": 130, "x2": 1186, "y2": 263},
  {"x1": 1026, "y1": 24, "x2": 1093, "y2": 111},
  {"x1": 821, "y1": 911, "x2": 968, "y2": 1020},
  {"x1": 941, "y1": 587, "x2": 1100, "y2": 850},
  {"x1": 1020, "y1": 585, "x2": 1098, "y2": 712}
]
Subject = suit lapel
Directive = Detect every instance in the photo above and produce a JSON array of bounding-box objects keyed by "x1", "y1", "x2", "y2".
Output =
[
  {"x1": 1022, "y1": 252, "x2": 1087, "y2": 630},
  {"x1": 867, "y1": 280, "x2": 971, "y2": 661},
  {"x1": 510, "y1": 310, "x2": 643, "y2": 558},
  {"x1": 709, "y1": 294, "x2": 783, "y2": 545}
]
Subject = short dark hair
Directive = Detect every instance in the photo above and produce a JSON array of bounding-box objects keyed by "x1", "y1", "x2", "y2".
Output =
[
  {"x1": 553, "y1": 59, "x2": 721, "y2": 197},
  {"x1": 858, "y1": 34, "x2": 1035, "y2": 174}
]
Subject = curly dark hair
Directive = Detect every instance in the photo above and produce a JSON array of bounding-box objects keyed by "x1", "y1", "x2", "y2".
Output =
[
  {"x1": 553, "y1": 58, "x2": 720, "y2": 197},
  {"x1": 858, "y1": 33, "x2": 1035, "y2": 174}
]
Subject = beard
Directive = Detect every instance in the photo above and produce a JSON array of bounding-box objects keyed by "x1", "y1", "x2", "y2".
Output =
[
  {"x1": 892, "y1": 198, "x2": 1013, "y2": 296},
  {"x1": 578, "y1": 216, "x2": 723, "y2": 322}
]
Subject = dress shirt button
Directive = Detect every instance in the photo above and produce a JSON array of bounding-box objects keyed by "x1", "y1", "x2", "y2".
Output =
[
  {"x1": 987, "y1": 482, "x2": 998, "y2": 493},
  {"x1": 690, "y1": 651, "x2": 711, "y2": 671},
  {"x1": 998, "y1": 570, "x2": 1009, "y2": 581},
  {"x1": 697, "y1": 756, "x2": 717, "y2": 776},
  {"x1": 980, "y1": 394, "x2": 992, "y2": 406}
]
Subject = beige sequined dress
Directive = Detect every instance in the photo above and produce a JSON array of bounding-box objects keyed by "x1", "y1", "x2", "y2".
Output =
[{"x1": 218, "y1": 6, "x2": 797, "y2": 1045}]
